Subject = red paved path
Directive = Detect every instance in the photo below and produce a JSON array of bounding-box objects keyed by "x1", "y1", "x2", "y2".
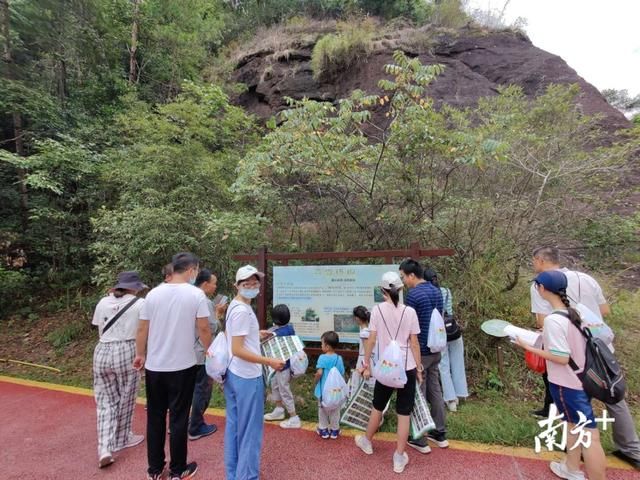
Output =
[{"x1": 0, "y1": 380, "x2": 638, "y2": 480}]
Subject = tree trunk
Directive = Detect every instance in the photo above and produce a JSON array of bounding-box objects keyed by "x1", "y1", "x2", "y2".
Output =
[
  {"x1": 1, "y1": 0, "x2": 28, "y2": 232},
  {"x1": 128, "y1": 0, "x2": 140, "y2": 84}
]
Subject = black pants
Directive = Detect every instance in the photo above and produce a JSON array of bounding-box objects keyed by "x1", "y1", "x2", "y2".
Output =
[{"x1": 145, "y1": 365, "x2": 198, "y2": 476}]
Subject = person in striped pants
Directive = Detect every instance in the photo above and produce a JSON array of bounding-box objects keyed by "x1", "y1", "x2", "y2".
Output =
[{"x1": 92, "y1": 271, "x2": 147, "y2": 468}]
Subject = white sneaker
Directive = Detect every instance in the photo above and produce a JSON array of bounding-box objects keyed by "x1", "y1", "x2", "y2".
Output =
[
  {"x1": 549, "y1": 461, "x2": 585, "y2": 480},
  {"x1": 447, "y1": 400, "x2": 458, "y2": 412},
  {"x1": 98, "y1": 451, "x2": 114, "y2": 469},
  {"x1": 393, "y1": 451, "x2": 409, "y2": 473},
  {"x1": 264, "y1": 407, "x2": 285, "y2": 421},
  {"x1": 280, "y1": 416, "x2": 302, "y2": 429},
  {"x1": 113, "y1": 433, "x2": 144, "y2": 452},
  {"x1": 355, "y1": 435, "x2": 374, "y2": 455}
]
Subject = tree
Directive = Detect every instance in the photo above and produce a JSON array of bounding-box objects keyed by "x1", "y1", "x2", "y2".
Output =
[
  {"x1": 235, "y1": 52, "x2": 632, "y2": 297},
  {"x1": 602, "y1": 88, "x2": 640, "y2": 119}
]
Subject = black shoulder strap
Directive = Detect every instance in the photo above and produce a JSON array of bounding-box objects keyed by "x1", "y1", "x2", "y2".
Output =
[{"x1": 102, "y1": 296, "x2": 140, "y2": 334}]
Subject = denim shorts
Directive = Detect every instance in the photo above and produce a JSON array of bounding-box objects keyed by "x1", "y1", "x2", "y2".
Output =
[{"x1": 549, "y1": 383, "x2": 595, "y2": 426}]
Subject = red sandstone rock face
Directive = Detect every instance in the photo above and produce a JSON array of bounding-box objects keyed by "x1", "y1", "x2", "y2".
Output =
[{"x1": 232, "y1": 29, "x2": 630, "y2": 133}]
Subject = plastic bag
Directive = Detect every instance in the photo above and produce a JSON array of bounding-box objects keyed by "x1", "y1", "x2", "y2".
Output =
[
  {"x1": 205, "y1": 331, "x2": 230, "y2": 384},
  {"x1": 525, "y1": 350, "x2": 546, "y2": 374},
  {"x1": 290, "y1": 350, "x2": 308, "y2": 378},
  {"x1": 321, "y1": 366, "x2": 348, "y2": 411},
  {"x1": 427, "y1": 309, "x2": 447, "y2": 353},
  {"x1": 373, "y1": 340, "x2": 407, "y2": 388}
]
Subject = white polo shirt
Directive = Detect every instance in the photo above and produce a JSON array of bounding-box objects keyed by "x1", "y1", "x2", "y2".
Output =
[{"x1": 140, "y1": 282, "x2": 210, "y2": 372}]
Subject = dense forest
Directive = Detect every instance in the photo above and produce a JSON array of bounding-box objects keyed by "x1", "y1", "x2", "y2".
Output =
[{"x1": 1, "y1": 0, "x2": 639, "y2": 325}]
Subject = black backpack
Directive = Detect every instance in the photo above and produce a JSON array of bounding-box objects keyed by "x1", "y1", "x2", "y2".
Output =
[{"x1": 556, "y1": 311, "x2": 625, "y2": 404}]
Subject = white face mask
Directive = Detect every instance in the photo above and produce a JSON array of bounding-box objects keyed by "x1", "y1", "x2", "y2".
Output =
[{"x1": 240, "y1": 287, "x2": 260, "y2": 299}]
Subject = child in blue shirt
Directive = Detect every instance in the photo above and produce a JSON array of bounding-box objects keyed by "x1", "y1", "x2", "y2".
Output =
[
  {"x1": 314, "y1": 331, "x2": 345, "y2": 439},
  {"x1": 262, "y1": 305, "x2": 301, "y2": 428}
]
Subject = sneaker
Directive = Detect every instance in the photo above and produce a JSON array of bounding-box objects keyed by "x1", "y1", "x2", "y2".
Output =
[
  {"x1": 393, "y1": 451, "x2": 409, "y2": 474},
  {"x1": 355, "y1": 435, "x2": 373, "y2": 455},
  {"x1": 280, "y1": 416, "x2": 302, "y2": 429},
  {"x1": 612, "y1": 450, "x2": 640, "y2": 470},
  {"x1": 170, "y1": 462, "x2": 198, "y2": 480},
  {"x1": 188, "y1": 423, "x2": 217, "y2": 441},
  {"x1": 407, "y1": 437, "x2": 431, "y2": 454},
  {"x1": 446, "y1": 400, "x2": 458, "y2": 412},
  {"x1": 330, "y1": 429, "x2": 340, "y2": 439},
  {"x1": 426, "y1": 432, "x2": 449, "y2": 448},
  {"x1": 113, "y1": 433, "x2": 144, "y2": 452},
  {"x1": 317, "y1": 427, "x2": 329, "y2": 439},
  {"x1": 531, "y1": 408, "x2": 549, "y2": 419},
  {"x1": 98, "y1": 451, "x2": 114, "y2": 468},
  {"x1": 549, "y1": 461, "x2": 585, "y2": 480},
  {"x1": 264, "y1": 407, "x2": 285, "y2": 421}
]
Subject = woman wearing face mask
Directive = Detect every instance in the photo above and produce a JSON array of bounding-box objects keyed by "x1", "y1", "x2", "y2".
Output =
[{"x1": 224, "y1": 265, "x2": 286, "y2": 480}]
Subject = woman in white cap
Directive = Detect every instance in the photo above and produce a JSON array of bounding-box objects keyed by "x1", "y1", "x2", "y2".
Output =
[
  {"x1": 224, "y1": 265, "x2": 286, "y2": 480},
  {"x1": 92, "y1": 271, "x2": 147, "y2": 468},
  {"x1": 355, "y1": 271, "x2": 422, "y2": 474}
]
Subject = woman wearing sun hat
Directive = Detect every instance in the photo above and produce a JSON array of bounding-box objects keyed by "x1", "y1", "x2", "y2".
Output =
[{"x1": 92, "y1": 271, "x2": 148, "y2": 469}]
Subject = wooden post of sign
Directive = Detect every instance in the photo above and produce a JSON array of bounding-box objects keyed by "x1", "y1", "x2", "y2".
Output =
[
  {"x1": 257, "y1": 246, "x2": 268, "y2": 329},
  {"x1": 496, "y1": 345, "x2": 505, "y2": 380}
]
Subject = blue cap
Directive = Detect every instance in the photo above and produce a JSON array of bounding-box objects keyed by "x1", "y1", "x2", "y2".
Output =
[{"x1": 534, "y1": 270, "x2": 567, "y2": 294}]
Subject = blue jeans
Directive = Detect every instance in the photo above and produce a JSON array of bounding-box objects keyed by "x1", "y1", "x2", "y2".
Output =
[
  {"x1": 224, "y1": 371, "x2": 264, "y2": 480},
  {"x1": 189, "y1": 365, "x2": 213, "y2": 434},
  {"x1": 438, "y1": 336, "x2": 469, "y2": 402}
]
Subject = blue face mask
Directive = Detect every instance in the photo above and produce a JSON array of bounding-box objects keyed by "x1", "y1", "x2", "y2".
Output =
[
  {"x1": 240, "y1": 287, "x2": 260, "y2": 299},
  {"x1": 188, "y1": 277, "x2": 196, "y2": 285}
]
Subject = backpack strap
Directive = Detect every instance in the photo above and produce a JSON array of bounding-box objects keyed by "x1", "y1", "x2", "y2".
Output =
[
  {"x1": 102, "y1": 296, "x2": 139, "y2": 335},
  {"x1": 224, "y1": 304, "x2": 242, "y2": 367},
  {"x1": 552, "y1": 309, "x2": 590, "y2": 372}
]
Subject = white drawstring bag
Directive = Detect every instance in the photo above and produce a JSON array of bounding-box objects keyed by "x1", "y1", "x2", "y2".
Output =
[
  {"x1": 321, "y1": 365, "x2": 348, "y2": 411},
  {"x1": 205, "y1": 331, "x2": 230, "y2": 384},
  {"x1": 290, "y1": 350, "x2": 309, "y2": 378},
  {"x1": 372, "y1": 306, "x2": 408, "y2": 388},
  {"x1": 427, "y1": 309, "x2": 447, "y2": 353},
  {"x1": 373, "y1": 340, "x2": 407, "y2": 388}
]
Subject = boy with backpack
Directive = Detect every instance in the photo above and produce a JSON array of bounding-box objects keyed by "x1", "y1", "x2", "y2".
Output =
[
  {"x1": 263, "y1": 304, "x2": 302, "y2": 429},
  {"x1": 314, "y1": 331, "x2": 346, "y2": 439}
]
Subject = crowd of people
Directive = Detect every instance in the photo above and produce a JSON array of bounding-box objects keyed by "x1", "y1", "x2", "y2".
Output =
[{"x1": 89, "y1": 248, "x2": 638, "y2": 479}]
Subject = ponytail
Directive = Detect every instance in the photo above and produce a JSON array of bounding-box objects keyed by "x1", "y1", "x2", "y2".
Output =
[
  {"x1": 558, "y1": 289, "x2": 582, "y2": 329},
  {"x1": 383, "y1": 287, "x2": 400, "y2": 307},
  {"x1": 353, "y1": 305, "x2": 371, "y2": 324}
]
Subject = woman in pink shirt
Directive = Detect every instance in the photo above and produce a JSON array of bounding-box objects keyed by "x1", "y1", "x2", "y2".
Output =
[
  {"x1": 354, "y1": 272, "x2": 422, "y2": 474},
  {"x1": 515, "y1": 270, "x2": 605, "y2": 480}
]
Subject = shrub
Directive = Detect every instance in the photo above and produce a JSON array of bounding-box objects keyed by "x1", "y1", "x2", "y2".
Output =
[
  {"x1": 432, "y1": 0, "x2": 469, "y2": 29},
  {"x1": 46, "y1": 322, "x2": 86, "y2": 349},
  {"x1": 0, "y1": 267, "x2": 28, "y2": 318},
  {"x1": 311, "y1": 20, "x2": 374, "y2": 80}
]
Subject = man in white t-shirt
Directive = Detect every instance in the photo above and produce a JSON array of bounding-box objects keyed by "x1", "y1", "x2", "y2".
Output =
[
  {"x1": 133, "y1": 252, "x2": 213, "y2": 480},
  {"x1": 223, "y1": 265, "x2": 285, "y2": 480},
  {"x1": 530, "y1": 246, "x2": 640, "y2": 470}
]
